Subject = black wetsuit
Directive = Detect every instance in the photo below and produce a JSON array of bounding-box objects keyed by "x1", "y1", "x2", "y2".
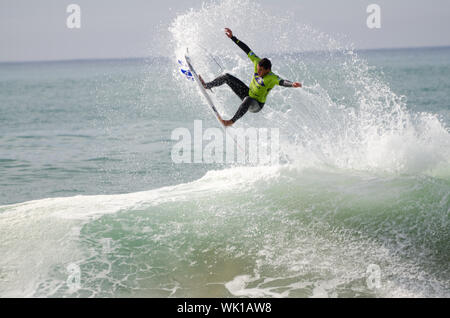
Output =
[{"x1": 204, "y1": 36, "x2": 294, "y2": 123}]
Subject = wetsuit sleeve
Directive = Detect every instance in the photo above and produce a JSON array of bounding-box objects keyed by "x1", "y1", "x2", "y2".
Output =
[
  {"x1": 230, "y1": 36, "x2": 251, "y2": 55},
  {"x1": 279, "y1": 79, "x2": 294, "y2": 87},
  {"x1": 231, "y1": 36, "x2": 261, "y2": 64}
]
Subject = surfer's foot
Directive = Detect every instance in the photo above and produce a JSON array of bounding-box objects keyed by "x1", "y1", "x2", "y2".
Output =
[
  {"x1": 198, "y1": 75, "x2": 207, "y2": 89},
  {"x1": 221, "y1": 119, "x2": 234, "y2": 127}
]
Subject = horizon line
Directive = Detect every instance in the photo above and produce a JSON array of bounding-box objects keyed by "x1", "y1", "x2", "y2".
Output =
[{"x1": 1, "y1": 44, "x2": 449, "y2": 65}]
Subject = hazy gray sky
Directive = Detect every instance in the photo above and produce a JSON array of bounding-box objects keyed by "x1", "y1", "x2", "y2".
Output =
[{"x1": 1, "y1": 0, "x2": 449, "y2": 62}]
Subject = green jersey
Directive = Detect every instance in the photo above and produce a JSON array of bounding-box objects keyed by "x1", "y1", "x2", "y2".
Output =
[{"x1": 247, "y1": 51, "x2": 281, "y2": 103}]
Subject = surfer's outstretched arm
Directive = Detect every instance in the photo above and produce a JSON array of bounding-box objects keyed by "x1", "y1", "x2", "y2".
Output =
[
  {"x1": 225, "y1": 28, "x2": 252, "y2": 55},
  {"x1": 279, "y1": 79, "x2": 302, "y2": 88}
]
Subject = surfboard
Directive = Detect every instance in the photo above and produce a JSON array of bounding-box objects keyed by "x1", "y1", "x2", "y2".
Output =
[{"x1": 184, "y1": 50, "x2": 225, "y2": 127}]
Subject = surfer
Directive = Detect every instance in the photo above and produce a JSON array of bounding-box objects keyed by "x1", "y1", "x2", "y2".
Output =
[{"x1": 199, "y1": 28, "x2": 302, "y2": 126}]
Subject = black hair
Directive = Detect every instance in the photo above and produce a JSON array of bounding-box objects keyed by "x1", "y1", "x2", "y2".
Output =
[{"x1": 258, "y1": 58, "x2": 272, "y2": 70}]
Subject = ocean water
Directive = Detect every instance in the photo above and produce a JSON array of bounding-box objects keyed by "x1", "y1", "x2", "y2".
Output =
[{"x1": 0, "y1": 0, "x2": 449, "y2": 297}]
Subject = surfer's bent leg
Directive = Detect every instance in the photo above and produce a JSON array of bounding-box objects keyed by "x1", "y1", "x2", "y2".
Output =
[
  {"x1": 230, "y1": 97, "x2": 264, "y2": 123},
  {"x1": 205, "y1": 73, "x2": 249, "y2": 101}
]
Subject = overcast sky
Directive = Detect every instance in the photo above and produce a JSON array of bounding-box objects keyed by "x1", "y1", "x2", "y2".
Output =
[{"x1": 1, "y1": 0, "x2": 449, "y2": 62}]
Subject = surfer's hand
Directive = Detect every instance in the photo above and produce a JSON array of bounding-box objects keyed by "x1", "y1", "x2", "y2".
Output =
[
  {"x1": 225, "y1": 28, "x2": 233, "y2": 38},
  {"x1": 293, "y1": 82, "x2": 302, "y2": 88}
]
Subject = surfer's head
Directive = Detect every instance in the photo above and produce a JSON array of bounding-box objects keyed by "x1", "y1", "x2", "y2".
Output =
[{"x1": 257, "y1": 58, "x2": 272, "y2": 77}]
